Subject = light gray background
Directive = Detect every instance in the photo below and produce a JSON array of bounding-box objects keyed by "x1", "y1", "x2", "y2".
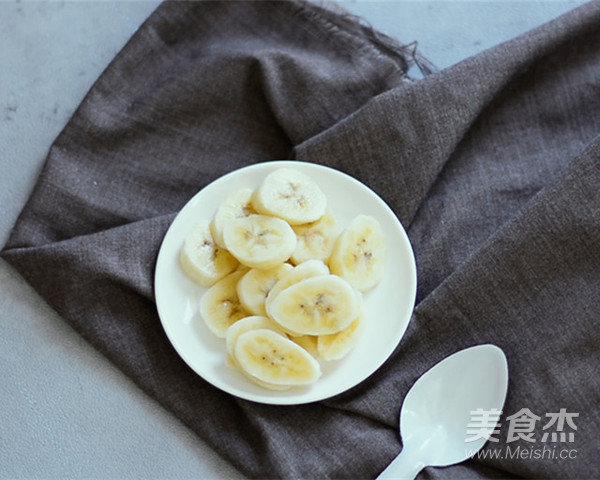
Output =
[{"x1": 0, "y1": 1, "x2": 587, "y2": 478}]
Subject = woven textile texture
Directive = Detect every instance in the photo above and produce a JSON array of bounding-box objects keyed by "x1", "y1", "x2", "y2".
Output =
[{"x1": 3, "y1": 1, "x2": 600, "y2": 478}]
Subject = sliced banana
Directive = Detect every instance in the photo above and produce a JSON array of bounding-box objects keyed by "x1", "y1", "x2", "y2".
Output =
[
  {"x1": 199, "y1": 270, "x2": 248, "y2": 338},
  {"x1": 236, "y1": 263, "x2": 293, "y2": 316},
  {"x1": 223, "y1": 214, "x2": 297, "y2": 269},
  {"x1": 267, "y1": 274, "x2": 358, "y2": 335},
  {"x1": 225, "y1": 315, "x2": 285, "y2": 366},
  {"x1": 179, "y1": 219, "x2": 239, "y2": 287},
  {"x1": 318, "y1": 304, "x2": 365, "y2": 361},
  {"x1": 210, "y1": 188, "x2": 255, "y2": 248},
  {"x1": 291, "y1": 335, "x2": 319, "y2": 358},
  {"x1": 239, "y1": 369, "x2": 293, "y2": 391},
  {"x1": 234, "y1": 329, "x2": 321, "y2": 387},
  {"x1": 265, "y1": 259, "x2": 330, "y2": 319},
  {"x1": 178, "y1": 169, "x2": 390, "y2": 390},
  {"x1": 251, "y1": 168, "x2": 327, "y2": 225},
  {"x1": 291, "y1": 209, "x2": 341, "y2": 265},
  {"x1": 225, "y1": 316, "x2": 291, "y2": 391},
  {"x1": 329, "y1": 214, "x2": 386, "y2": 292}
]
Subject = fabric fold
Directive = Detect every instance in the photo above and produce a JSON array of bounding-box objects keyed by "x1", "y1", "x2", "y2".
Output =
[
  {"x1": 298, "y1": 1, "x2": 600, "y2": 302},
  {"x1": 352, "y1": 135, "x2": 600, "y2": 478},
  {"x1": 6, "y1": 1, "x2": 411, "y2": 251},
  {"x1": 295, "y1": 0, "x2": 600, "y2": 231},
  {"x1": 2, "y1": 1, "x2": 600, "y2": 478}
]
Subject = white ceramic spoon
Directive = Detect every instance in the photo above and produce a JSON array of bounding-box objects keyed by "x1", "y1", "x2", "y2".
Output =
[{"x1": 377, "y1": 344, "x2": 508, "y2": 479}]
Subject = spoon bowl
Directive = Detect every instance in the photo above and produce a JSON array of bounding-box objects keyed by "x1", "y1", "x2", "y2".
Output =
[{"x1": 377, "y1": 344, "x2": 509, "y2": 479}]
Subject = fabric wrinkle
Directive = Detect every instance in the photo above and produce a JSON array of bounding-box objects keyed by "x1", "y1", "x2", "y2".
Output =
[{"x1": 2, "y1": 1, "x2": 600, "y2": 478}]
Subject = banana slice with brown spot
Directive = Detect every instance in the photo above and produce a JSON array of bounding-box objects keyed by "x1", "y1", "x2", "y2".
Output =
[
  {"x1": 329, "y1": 214, "x2": 386, "y2": 292},
  {"x1": 251, "y1": 168, "x2": 327, "y2": 225},
  {"x1": 179, "y1": 219, "x2": 238, "y2": 287},
  {"x1": 223, "y1": 214, "x2": 297, "y2": 269},
  {"x1": 199, "y1": 269, "x2": 248, "y2": 338},
  {"x1": 234, "y1": 328, "x2": 321, "y2": 387},
  {"x1": 236, "y1": 263, "x2": 293, "y2": 316},
  {"x1": 210, "y1": 187, "x2": 256, "y2": 249},
  {"x1": 291, "y1": 209, "x2": 341, "y2": 265},
  {"x1": 267, "y1": 274, "x2": 358, "y2": 335}
]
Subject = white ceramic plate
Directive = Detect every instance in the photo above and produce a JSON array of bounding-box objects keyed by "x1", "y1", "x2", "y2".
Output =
[{"x1": 155, "y1": 161, "x2": 417, "y2": 405}]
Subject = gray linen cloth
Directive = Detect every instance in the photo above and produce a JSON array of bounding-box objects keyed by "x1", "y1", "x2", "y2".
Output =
[{"x1": 2, "y1": 1, "x2": 600, "y2": 478}]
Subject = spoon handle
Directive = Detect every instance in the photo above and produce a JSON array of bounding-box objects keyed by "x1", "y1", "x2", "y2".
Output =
[{"x1": 376, "y1": 449, "x2": 424, "y2": 480}]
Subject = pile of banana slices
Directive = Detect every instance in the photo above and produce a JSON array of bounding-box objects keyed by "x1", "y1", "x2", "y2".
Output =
[{"x1": 179, "y1": 167, "x2": 386, "y2": 391}]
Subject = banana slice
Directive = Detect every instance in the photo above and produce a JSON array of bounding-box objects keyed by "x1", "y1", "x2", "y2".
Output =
[
  {"x1": 225, "y1": 316, "x2": 292, "y2": 391},
  {"x1": 267, "y1": 274, "x2": 358, "y2": 335},
  {"x1": 223, "y1": 214, "x2": 297, "y2": 269},
  {"x1": 265, "y1": 259, "x2": 330, "y2": 319},
  {"x1": 210, "y1": 188, "x2": 255, "y2": 248},
  {"x1": 291, "y1": 335, "x2": 319, "y2": 358},
  {"x1": 236, "y1": 263, "x2": 293, "y2": 316},
  {"x1": 317, "y1": 301, "x2": 365, "y2": 361},
  {"x1": 199, "y1": 270, "x2": 248, "y2": 337},
  {"x1": 251, "y1": 168, "x2": 327, "y2": 225},
  {"x1": 239, "y1": 369, "x2": 293, "y2": 391},
  {"x1": 179, "y1": 219, "x2": 239, "y2": 287},
  {"x1": 291, "y1": 209, "x2": 341, "y2": 265},
  {"x1": 234, "y1": 329, "x2": 321, "y2": 387},
  {"x1": 179, "y1": 170, "x2": 389, "y2": 390},
  {"x1": 225, "y1": 315, "x2": 285, "y2": 367},
  {"x1": 329, "y1": 214, "x2": 386, "y2": 292}
]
